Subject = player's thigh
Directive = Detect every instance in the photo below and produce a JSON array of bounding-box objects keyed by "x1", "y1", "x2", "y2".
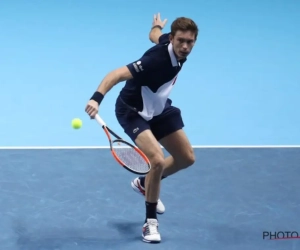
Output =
[
  {"x1": 159, "y1": 129, "x2": 195, "y2": 166},
  {"x1": 135, "y1": 130, "x2": 165, "y2": 170},
  {"x1": 151, "y1": 106, "x2": 195, "y2": 165}
]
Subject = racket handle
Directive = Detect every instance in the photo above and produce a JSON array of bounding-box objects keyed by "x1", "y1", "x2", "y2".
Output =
[{"x1": 95, "y1": 114, "x2": 106, "y2": 126}]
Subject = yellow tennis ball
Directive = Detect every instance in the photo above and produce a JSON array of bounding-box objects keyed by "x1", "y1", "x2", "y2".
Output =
[{"x1": 71, "y1": 118, "x2": 82, "y2": 129}]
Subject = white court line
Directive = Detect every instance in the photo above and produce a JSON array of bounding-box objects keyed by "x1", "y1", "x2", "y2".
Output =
[{"x1": 0, "y1": 145, "x2": 299, "y2": 150}]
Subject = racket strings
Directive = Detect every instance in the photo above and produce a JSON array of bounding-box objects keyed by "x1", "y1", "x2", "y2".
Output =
[{"x1": 113, "y1": 143, "x2": 149, "y2": 172}]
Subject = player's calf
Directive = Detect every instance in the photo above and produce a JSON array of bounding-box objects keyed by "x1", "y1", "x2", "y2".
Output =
[
  {"x1": 141, "y1": 156, "x2": 164, "y2": 243},
  {"x1": 134, "y1": 129, "x2": 166, "y2": 242},
  {"x1": 134, "y1": 130, "x2": 165, "y2": 215},
  {"x1": 144, "y1": 155, "x2": 164, "y2": 219}
]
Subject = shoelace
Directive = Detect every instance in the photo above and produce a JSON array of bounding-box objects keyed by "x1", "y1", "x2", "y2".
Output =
[{"x1": 147, "y1": 219, "x2": 159, "y2": 234}]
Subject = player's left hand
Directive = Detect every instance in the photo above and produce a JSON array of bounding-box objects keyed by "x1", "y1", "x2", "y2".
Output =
[{"x1": 152, "y1": 13, "x2": 167, "y2": 29}]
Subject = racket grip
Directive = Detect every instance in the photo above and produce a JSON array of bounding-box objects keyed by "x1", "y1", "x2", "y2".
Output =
[{"x1": 95, "y1": 114, "x2": 106, "y2": 126}]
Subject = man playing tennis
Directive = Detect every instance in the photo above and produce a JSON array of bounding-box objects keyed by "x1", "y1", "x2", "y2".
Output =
[{"x1": 85, "y1": 13, "x2": 198, "y2": 243}]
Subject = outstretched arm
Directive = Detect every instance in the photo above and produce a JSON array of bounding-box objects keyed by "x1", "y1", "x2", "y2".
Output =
[
  {"x1": 149, "y1": 13, "x2": 167, "y2": 44},
  {"x1": 85, "y1": 55, "x2": 162, "y2": 118},
  {"x1": 85, "y1": 66, "x2": 133, "y2": 117}
]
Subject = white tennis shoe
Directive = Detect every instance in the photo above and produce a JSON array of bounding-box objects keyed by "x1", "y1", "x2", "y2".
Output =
[
  {"x1": 131, "y1": 177, "x2": 165, "y2": 214},
  {"x1": 142, "y1": 218, "x2": 161, "y2": 243}
]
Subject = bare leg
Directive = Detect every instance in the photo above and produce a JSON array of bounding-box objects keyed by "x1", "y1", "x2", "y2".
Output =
[
  {"x1": 135, "y1": 130, "x2": 165, "y2": 204},
  {"x1": 159, "y1": 129, "x2": 195, "y2": 177},
  {"x1": 134, "y1": 129, "x2": 164, "y2": 243},
  {"x1": 137, "y1": 129, "x2": 195, "y2": 196}
]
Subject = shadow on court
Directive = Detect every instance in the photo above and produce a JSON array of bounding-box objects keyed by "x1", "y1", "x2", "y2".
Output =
[
  {"x1": 10, "y1": 218, "x2": 141, "y2": 250},
  {"x1": 1, "y1": 147, "x2": 300, "y2": 250}
]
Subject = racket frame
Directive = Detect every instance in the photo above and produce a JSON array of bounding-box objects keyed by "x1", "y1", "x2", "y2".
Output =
[{"x1": 95, "y1": 114, "x2": 151, "y2": 175}]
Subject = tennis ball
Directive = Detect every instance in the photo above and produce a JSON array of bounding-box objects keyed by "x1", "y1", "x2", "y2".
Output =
[{"x1": 71, "y1": 118, "x2": 82, "y2": 129}]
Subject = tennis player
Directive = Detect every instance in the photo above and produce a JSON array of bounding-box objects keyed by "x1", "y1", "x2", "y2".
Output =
[{"x1": 85, "y1": 13, "x2": 198, "y2": 243}]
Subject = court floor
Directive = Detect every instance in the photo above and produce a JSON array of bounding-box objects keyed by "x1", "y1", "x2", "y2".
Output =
[{"x1": 0, "y1": 147, "x2": 299, "y2": 250}]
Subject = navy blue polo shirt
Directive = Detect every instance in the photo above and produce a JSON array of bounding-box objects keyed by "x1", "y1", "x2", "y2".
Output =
[{"x1": 119, "y1": 33, "x2": 186, "y2": 121}]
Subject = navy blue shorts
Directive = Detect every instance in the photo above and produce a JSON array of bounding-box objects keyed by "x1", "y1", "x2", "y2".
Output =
[{"x1": 115, "y1": 96, "x2": 184, "y2": 143}]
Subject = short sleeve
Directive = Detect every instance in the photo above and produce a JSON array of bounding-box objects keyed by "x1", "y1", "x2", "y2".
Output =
[
  {"x1": 126, "y1": 55, "x2": 161, "y2": 78},
  {"x1": 158, "y1": 33, "x2": 170, "y2": 44}
]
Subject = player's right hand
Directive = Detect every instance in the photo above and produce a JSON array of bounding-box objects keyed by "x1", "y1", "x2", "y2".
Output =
[{"x1": 85, "y1": 100, "x2": 99, "y2": 118}]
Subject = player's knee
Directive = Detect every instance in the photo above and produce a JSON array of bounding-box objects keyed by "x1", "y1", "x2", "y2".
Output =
[
  {"x1": 186, "y1": 150, "x2": 196, "y2": 166},
  {"x1": 181, "y1": 147, "x2": 196, "y2": 169},
  {"x1": 149, "y1": 155, "x2": 165, "y2": 172}
]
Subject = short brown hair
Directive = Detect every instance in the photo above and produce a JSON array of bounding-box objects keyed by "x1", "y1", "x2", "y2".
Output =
[{"x1": 171, "y1": 17, "x2": 199, "y2": 40}]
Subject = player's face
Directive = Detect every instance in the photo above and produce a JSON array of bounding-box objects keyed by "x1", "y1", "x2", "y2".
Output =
[{"x1": 170, "y1": 30, "x2": 196, "y2": 60}]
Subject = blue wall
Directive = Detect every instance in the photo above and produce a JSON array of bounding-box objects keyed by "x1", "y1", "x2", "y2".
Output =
[{"x1": 1, "y1": 0, "x2": 299, "y2": 146}]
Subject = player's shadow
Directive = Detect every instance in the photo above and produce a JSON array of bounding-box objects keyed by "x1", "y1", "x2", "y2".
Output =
[
  {"x1": 107, "y1": 220, "x2": 141, "y2": 236},
  {"x1": 13, "y1": 218, "x2": 141, "y2": 250}
]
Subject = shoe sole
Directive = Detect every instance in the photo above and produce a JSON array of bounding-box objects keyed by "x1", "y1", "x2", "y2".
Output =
[{"x1": 142, "y1": 235, "x2": 161, "y2": 243}]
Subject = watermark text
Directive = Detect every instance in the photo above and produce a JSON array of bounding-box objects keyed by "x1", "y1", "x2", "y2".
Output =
[{"x1": 263, "y1": 231, "x2": 300, "y2": 240}]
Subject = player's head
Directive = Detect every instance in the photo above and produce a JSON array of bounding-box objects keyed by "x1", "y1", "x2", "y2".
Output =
[{"x1": 169, "y1": 17, "x2": 198, "y2": 60}]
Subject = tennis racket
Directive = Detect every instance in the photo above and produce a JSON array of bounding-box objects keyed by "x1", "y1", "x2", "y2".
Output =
[{"x1": 94, "y1": 114, "x2": 151, "y2": 175}]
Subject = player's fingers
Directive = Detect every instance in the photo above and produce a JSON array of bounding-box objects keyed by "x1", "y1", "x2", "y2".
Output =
[
  {"x1": 85, "y1": 105, "x2": 92, "y2": 113},
  {"x1": 163, "y1": 19, "x2": 167, "y2": 25},
  {"x1": 85, "y1": 106, "x2": 94, "y2": 116},
  {"x1": 91, "y1": 105, "x2": 98, "y2": 113},
  {"x1": 157, "y1": 13, "x2": 161, "y2": 20},
  {"x1": 91, "y1": 110, "x2": 98, "y2": 118}
]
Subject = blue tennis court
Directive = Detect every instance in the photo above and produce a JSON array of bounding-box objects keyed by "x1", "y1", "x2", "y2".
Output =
[{"x1": 1, "y1": 147, "x2": 299, "y2": 250}]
